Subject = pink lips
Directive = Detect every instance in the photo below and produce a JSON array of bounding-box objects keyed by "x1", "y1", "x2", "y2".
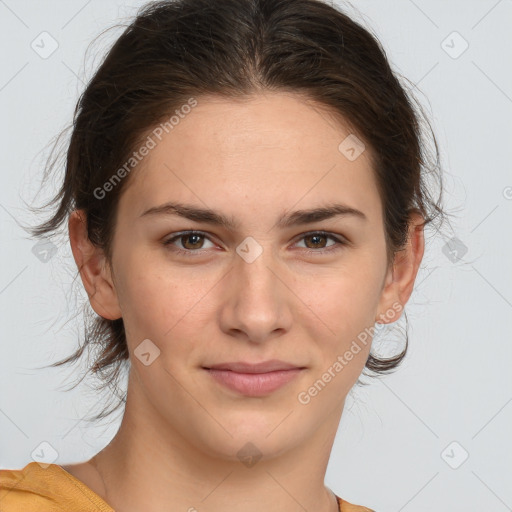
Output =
[{"x1": 203, "y1": 360, "x2": 305, "y2": 397}]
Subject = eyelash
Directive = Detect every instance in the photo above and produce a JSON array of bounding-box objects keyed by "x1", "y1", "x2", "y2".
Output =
[{"x1": 162, "y1": 230, "x2": 347, "y2": 257}]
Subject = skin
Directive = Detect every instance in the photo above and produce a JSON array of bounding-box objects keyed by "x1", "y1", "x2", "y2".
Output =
[{"x1": 63, "y1": 91, "x2": 424, "y2": 512}]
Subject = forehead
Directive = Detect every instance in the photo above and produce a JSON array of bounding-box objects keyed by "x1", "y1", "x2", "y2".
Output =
[{"x1": 118, "y1": 91, "x2": 382, "y2": 227}]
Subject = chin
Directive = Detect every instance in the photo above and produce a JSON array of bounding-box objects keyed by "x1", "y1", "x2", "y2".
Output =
[{"x1": 203, "y1": 415, "x2": 305, "y2": 459}]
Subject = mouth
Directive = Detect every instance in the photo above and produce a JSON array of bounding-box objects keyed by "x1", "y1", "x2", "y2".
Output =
[{"x1": 202, "y1": 360, "x2": 306, "y2": 397}]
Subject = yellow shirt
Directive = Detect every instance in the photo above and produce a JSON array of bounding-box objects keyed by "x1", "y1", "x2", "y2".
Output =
[{"x1": 0, "y1": 462, "x2": 374, "y2": 511}]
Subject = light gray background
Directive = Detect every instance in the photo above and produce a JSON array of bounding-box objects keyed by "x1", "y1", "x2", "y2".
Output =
[{"x1": 1, "y1": 1, "x2": 511, "y2": 511}]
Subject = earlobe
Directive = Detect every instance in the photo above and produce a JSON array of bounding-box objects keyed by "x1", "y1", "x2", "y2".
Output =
[
  {"x1": 375, "y1": 212, "x2": 425, "y2": 324},
  {"x1": 68, "y1": 210, "x2": 122, "y2": 320}
]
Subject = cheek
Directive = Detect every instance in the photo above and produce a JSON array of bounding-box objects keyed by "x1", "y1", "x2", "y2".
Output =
[
  {"x1": 300, "y1": 262, "x2": 382, "y2": 336},
  {"x1": 112, "y1": 253, "x2": 200, "y2": 341},
  {"x1": 296, "y1": 265, "x2": 384, "y2": 389},
  {"x1": 297, "y1": 277, "x2": 379, "y2": 400}
]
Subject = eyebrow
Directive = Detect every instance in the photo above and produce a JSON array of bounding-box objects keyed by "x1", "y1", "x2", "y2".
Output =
[{"x1": 139, "y1": 201, "x2": 367, "y2": 229}]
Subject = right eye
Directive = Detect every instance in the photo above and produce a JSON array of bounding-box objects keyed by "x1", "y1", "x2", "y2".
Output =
[{"x1": 162, "y1": 230, "x2": 217, "y2": 256}]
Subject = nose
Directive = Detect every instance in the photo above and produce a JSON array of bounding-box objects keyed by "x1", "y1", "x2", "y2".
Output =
[{"x1": 218, "y1": 244, "x2": 293, "y2": 344}]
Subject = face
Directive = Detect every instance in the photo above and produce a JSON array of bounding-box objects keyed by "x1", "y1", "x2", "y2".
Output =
[{"x1": 82, "y1": 91, "x2": 405, "y2": 462}]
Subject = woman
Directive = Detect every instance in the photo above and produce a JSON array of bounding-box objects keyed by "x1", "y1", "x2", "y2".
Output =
[{"x1": 0, "y1": 0, "x2": 446, "y2": 510}]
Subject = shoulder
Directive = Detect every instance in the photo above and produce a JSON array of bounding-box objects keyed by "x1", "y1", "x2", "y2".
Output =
[
  {"x1": 0, "y1": 462, "x2": 113, "y2": 511},
  {"x1": 335, "y1": 493, "x2": 376, "y2": 512}
]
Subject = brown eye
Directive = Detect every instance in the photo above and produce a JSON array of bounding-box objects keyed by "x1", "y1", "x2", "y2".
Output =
[
  {"x1": 163, "y1": 231, "x2": 215, "y2": 255},
  {"x1": 180, "y1": 233, "x2": 205, "y2": 250},
  {"x1": 295, "y1": 231, "x2": 347, "y2": 255},
  {"x1": 303, "y1": 233, "x2": 328, "y2": 249}
]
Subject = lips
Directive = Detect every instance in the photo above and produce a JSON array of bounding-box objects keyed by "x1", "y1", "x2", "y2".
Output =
[
  {"x1": 205, "y1": 359, "x2": 303, "y2": 373},
  {"x1": 202, "y1": 360, "x2": 306, "y2": 396}
]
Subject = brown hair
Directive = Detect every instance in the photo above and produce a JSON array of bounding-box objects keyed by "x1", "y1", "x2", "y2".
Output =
[{"x1": 27, "y1": 0, "x2": 450, "y2": 423}]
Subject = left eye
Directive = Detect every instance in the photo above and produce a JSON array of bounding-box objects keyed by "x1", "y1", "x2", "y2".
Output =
[
  {"x1": 295, "y1": 232, "x2": 343, "y2": 252},
  {"x1": 162, "y1": 230, "x2": 346, "y2": 256}
]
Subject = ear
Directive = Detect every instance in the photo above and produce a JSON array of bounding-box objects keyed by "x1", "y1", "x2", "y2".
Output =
[
  {"x1": 68, "y1": 210, "x2": 122, "y2": 320},
  {"x1": 375, "y1": 211, "x2": 425, "y2": 324}
]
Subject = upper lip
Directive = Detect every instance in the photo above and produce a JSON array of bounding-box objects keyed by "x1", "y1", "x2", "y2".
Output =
[{"x1": 204, "y1": 359, "x2": 304, "y2": 373}]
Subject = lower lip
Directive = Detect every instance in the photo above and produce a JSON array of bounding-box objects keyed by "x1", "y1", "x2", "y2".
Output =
[{"x1": 204, "y1": 368, "x2": 304, "y2": 397}]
